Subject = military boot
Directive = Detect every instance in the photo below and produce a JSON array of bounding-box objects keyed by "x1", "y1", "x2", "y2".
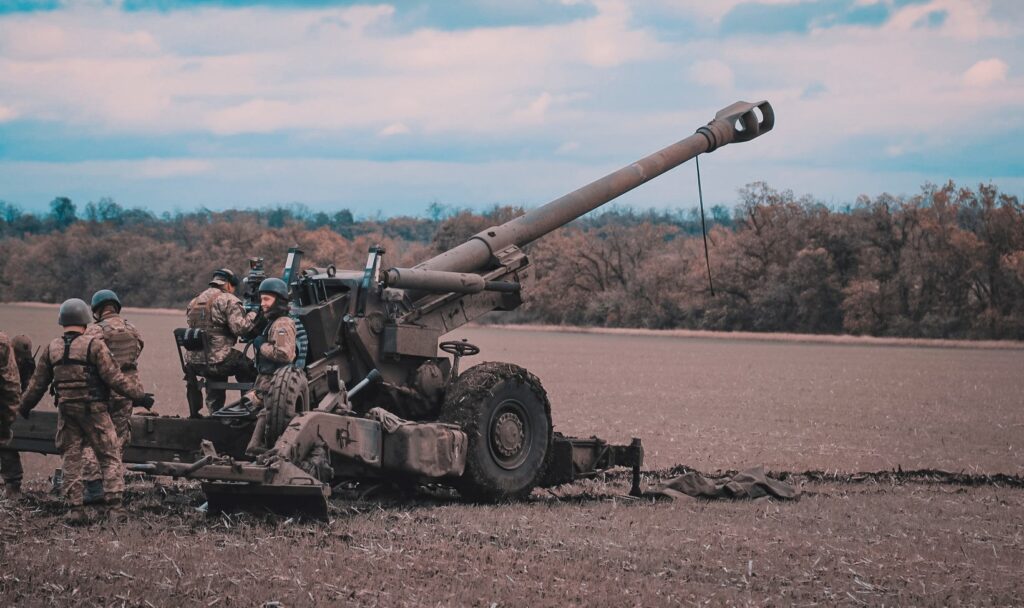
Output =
[
  {"x1": 83, "y1": 479, "x2": 105, "y2": 504},
  {"x1": 66, "y1": 506, "x2": 89, "y2": 525},
  {"x1": 3, "y1": 482, "x2": 22, "y2": 500},
  {"x1": 104, "y1": 493, "x2": 127, "y2": 523}
]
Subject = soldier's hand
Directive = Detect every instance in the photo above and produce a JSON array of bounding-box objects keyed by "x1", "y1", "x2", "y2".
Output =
[
  {"x1": 18, "y1": 402, "x2": 33, "y2": 419},
  {"x1": 133, "y1": 393, "x2": 156, "y2": 410}
]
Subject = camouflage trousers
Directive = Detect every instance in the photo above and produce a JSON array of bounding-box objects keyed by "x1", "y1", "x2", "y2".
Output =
[
  {"x1": 56, "y1": 402, "x2": 123, "y2": 506},
  {"x1": 0, "y1": 450, "x2": 22, "y2": 485},
  {"x1": 243, "y1": 373, "x2": 277, "y2": 455},
  {"x1": 83, "y1": 396, "x2": 131, "y2": 482},
  {"x1": 197, "y1": 350, "x2": 257, "y2": 412}
]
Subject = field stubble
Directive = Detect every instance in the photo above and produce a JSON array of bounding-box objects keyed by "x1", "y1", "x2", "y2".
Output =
[{"x1": 2, "y1": 304, "x2": 1023, "y2": 606}]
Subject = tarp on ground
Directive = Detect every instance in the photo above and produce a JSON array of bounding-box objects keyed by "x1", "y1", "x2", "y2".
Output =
[{"x1": 655, "y1": 466, "x2": 799, "y2": 500}]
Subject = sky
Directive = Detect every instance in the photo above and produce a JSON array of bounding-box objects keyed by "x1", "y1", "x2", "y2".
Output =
[{"x1": 0, "y1": 0, "x2": 1021, "y2": 217}]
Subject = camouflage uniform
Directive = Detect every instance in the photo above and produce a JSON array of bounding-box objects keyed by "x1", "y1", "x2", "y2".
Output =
[
  {"x1": 244, "y1": 315, "x2": 296, "y2": 455},
  {"x1": 186, "y1": 285, "x2": 258, "y2": 411},
  {"x1": 0, "y1": 332, "x2": 22, "y2": 447},
  {"x1": 82, "y1": 310, "x2": 144, "y2": 481},
  {"x1": 20, "y1": 331, "x2": 145, "y2": 506},
  {"x1": 0, "y1": 335, "x2": 32, "y2": 492}
]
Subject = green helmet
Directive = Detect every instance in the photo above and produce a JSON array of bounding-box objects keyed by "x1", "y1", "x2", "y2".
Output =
[
  {"x1": 58, "y1": 298, "x2": 92, "y2": 327},
  {"x1": 258, "y1": 277, "x2": 289, "y2": 300},
  {"x1": 91, "y1": 289, "x2": 122, "y2": 313}
]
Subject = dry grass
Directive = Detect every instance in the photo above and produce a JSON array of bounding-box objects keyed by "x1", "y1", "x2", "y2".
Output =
[
  {"x1": 2, "y1": 303, "x2": 1023, "y2": 606},
  {"x1": 2, "y1": 474, "x2": 1023, "y2": 607}
]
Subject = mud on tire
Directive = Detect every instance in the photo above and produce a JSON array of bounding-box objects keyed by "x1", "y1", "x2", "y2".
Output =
[
  {"x1": 263, "y1": 367, "x2": 310, "y2": 446},
  {"x1": 439, "y1": 362, "x2": 552, "y2": 502}
]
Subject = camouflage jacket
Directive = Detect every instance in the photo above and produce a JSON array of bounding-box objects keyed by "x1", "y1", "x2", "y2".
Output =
[
  {"x1": 12, "y1": 336, "x2": 36, "y2": 390},
  {"x1": 20, "y1": 332, "x2": 145, "y2": 413},
  {"x1": 86, "y1": 310, "x2": 144, "y2": 373},
  {"x1": 16, "y1": 353, "x2": 35, "y2": 391},
  {"x1": 186, "y1": 287, "x2": 257, "y2": 366},
  {"x1": 0, "y1": 332, "x2": 21, "y2": 425},
  {"x1": 256, "y1": 316, "x2": 296, "y2": 375}
]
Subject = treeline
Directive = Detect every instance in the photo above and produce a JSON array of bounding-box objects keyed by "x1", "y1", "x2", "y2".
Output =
[{"x1": 1, "y1": 181, "x2": 1022, "y2": 339}]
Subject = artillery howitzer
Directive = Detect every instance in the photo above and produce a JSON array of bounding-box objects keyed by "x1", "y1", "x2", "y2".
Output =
[{"x1": 4, "y1": 101, "x2": 774, "y2": 518}]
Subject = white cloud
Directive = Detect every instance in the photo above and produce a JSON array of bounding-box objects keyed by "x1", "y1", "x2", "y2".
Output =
[
  {"x1": 0, "y1": 2, "x2": 664, "y2": 136},
  {"x1": 645, "y1": 0, "x2": 804, "y2": 23},
  {"x1": 134, "y1": 159, "x2": 213, "y2": 179},
  {"x1": 0, "y1": 104, "x2": 16, "y2": 122},
  {"x1": 886, "y1": 0, "x2": 1011, "y2": 40},
  {"x1": 963, "y1": 58, "x2": 1008, "y2": 87},
  {"x1": 689, "y1": 59, "x2": 734, "y2": 90},
  {"x1": 379, "y1": 122, "x2": 410, "y2": 137}
]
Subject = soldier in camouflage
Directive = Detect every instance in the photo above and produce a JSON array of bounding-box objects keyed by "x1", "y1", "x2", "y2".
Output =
[
  {"x1": 0, "y1": 332, "x2": 23, "y2": 498},
  {"x1": 0, "y1": 335, "x2": 33, "y2": 498},
  {"x1": 186, "y1": 268, "x2": 259, "y2": 413},
  {"x1": 19, "y1": 299, "x2": 154, "y2": 523},
  {"x1": 243, "y1": 278, "x2": 297, "y2": 456},
  {"x1": 81, "y1": 290, "x2": 146, "y2": 498}
]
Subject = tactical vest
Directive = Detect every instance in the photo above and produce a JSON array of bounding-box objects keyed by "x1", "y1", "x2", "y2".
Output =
[
  {"x1": 255, "y1": 316, "x2": 307, "y2": 375},
  {"x1": 96, "y1": 316, "x2": 141, "y2": 371},
  {"x1": 50, "y1": 334, "x2": 109, "y2": 405},
  {"x1": 187, "y1": 288, "x2": 230, "y2": 338}
]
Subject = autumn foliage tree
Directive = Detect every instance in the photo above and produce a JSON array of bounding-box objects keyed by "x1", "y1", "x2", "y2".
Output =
[{"x1": 0, "y1": 181, "x2": 1021, "y2": 339}]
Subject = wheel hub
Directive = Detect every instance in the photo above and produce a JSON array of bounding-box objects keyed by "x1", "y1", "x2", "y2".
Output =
[{"x1": 492, "y1": 412, "x2": 525, "y2": 458}]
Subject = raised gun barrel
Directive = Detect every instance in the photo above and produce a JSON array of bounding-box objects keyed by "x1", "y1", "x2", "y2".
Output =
[{"x1": 416, "y1": 100, "x2": 774, "y2": 275}]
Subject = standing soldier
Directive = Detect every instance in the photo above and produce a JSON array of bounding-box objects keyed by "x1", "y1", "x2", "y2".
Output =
[
  {"x1": 80, "y1": 290, "x2": 146, "y2": 501},
  {"x1": 244, "y1": 278, "x2": 296, "y2": 456},
  {"x1": 0, "y1": 335, "x2": 34, "y2": 498},
  {"x1": 18, "y1": 299, "x2": 153, "y2": 523},
  {"x1": 0, "y1": 332, "x2": 22, "y2": 498},
  {"x1": 187, "y1": 268, "x2": 259, "y2": 414}
]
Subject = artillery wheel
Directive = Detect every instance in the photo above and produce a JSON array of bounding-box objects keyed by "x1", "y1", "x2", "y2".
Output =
[
  {"x1": 263, "y1": 367, "x2": 310, "y2": 446},
  {"x1": 440, "y1": 362, "x2": 552, "y2": 502}
]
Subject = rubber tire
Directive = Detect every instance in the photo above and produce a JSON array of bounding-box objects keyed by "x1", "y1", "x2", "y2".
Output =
[
  {"x1": 263, "y1": 367, "x2": 310, "y2": 446},
  {"x1": 439, "y1": 362, "x2": 552, "y2": 502}
]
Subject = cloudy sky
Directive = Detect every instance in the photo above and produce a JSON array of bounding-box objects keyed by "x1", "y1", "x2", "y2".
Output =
[{"x1": 0, "y1": 0, "x2": 1021, "y2": 216}]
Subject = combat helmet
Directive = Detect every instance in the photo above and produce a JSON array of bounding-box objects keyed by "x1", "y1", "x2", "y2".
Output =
[
  {"x1": 58, "y1": 298, "x2": 92, "y2": 327},
  {"x1": 258, "y1": 277, "x2": 289, "y2": 301},
  {"x1": 210, "y1": 268, "x2": 239, "y2": 289},
  {"x1": 91, "y1": 289, "x2": 122, "y2": 314}
]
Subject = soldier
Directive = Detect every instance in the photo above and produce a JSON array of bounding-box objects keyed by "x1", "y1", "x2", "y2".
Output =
[
  {"x1": 186, "y1": 268, "x2": 259, "y2": 413},
  {"x1": 243, "y1": 278, "x2": 297, "y2": 456},
  {"x1": 0, "y1": 335, "x2": 34, "y2": 498},
  {"x1": 81, "y1": 290, "x2": 146, "y2": 501},
  {"x1": 0, "y1": 332, "x2": 22, "y2": 499},
  {"x1": 19, "y1": 299, "x2": 154, "y2": 523}
]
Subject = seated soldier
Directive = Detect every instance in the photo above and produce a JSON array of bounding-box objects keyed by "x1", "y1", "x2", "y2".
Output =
[
  {"x1": 185, "y1": 268, "x2": 259, "y2": 413},
  {"x1": 243, "y1": 278, "x2": 296, "y2": 456}
]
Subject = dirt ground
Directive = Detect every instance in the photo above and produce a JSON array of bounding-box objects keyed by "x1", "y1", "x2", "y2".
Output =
[{"x1": 2, "y1": 303, "x2": 1023, "y2": 606}]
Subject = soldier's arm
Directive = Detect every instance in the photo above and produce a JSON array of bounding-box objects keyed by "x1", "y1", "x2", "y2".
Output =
[
  {"x1": 89, "y1": 339, "x2": 145, "y2": 400},
  {"x1": 0, "y1": 339, "x2": 21, "y2": 421},
  {"x1": 19, "y1": 353, "x2": 53, "y2": 412},
  {"x1": 127, "y1": 320, "x2": 145, "y2": 353},
  {"x1": 259, "y1": 320, "x2": 296, "y2": 364},
  {"x1": 220, "y1": 296, "x2": 258, "y2": 338}
]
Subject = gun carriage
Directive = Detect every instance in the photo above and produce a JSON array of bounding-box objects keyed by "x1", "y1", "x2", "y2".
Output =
[{"x1": 3, "y1": 101, "x2": 774, "y2": 517}]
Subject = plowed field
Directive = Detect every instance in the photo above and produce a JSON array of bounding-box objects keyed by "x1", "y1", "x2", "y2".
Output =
[{"x1": 2, "y1": 303, "x2": 1023, "y2": 606}]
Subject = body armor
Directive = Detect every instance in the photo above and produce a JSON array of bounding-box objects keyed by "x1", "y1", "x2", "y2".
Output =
[
  {"x1": 256, "y1": 317, "x2": 295, "y2": 375},
  {"x1": 186, "y1": 287, "x2": 231, "y2": 338},
  {"x1": 93, "y1": 316, "x2": 141, "y2": 371},
  {"x1": 50, "y1": 334, "x2": 109, "y2": 405}
]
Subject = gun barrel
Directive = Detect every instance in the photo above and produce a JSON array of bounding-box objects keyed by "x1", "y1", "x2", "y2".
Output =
[{"x1": 417, "y1": 100, "x2": 773, "y2": 274}]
